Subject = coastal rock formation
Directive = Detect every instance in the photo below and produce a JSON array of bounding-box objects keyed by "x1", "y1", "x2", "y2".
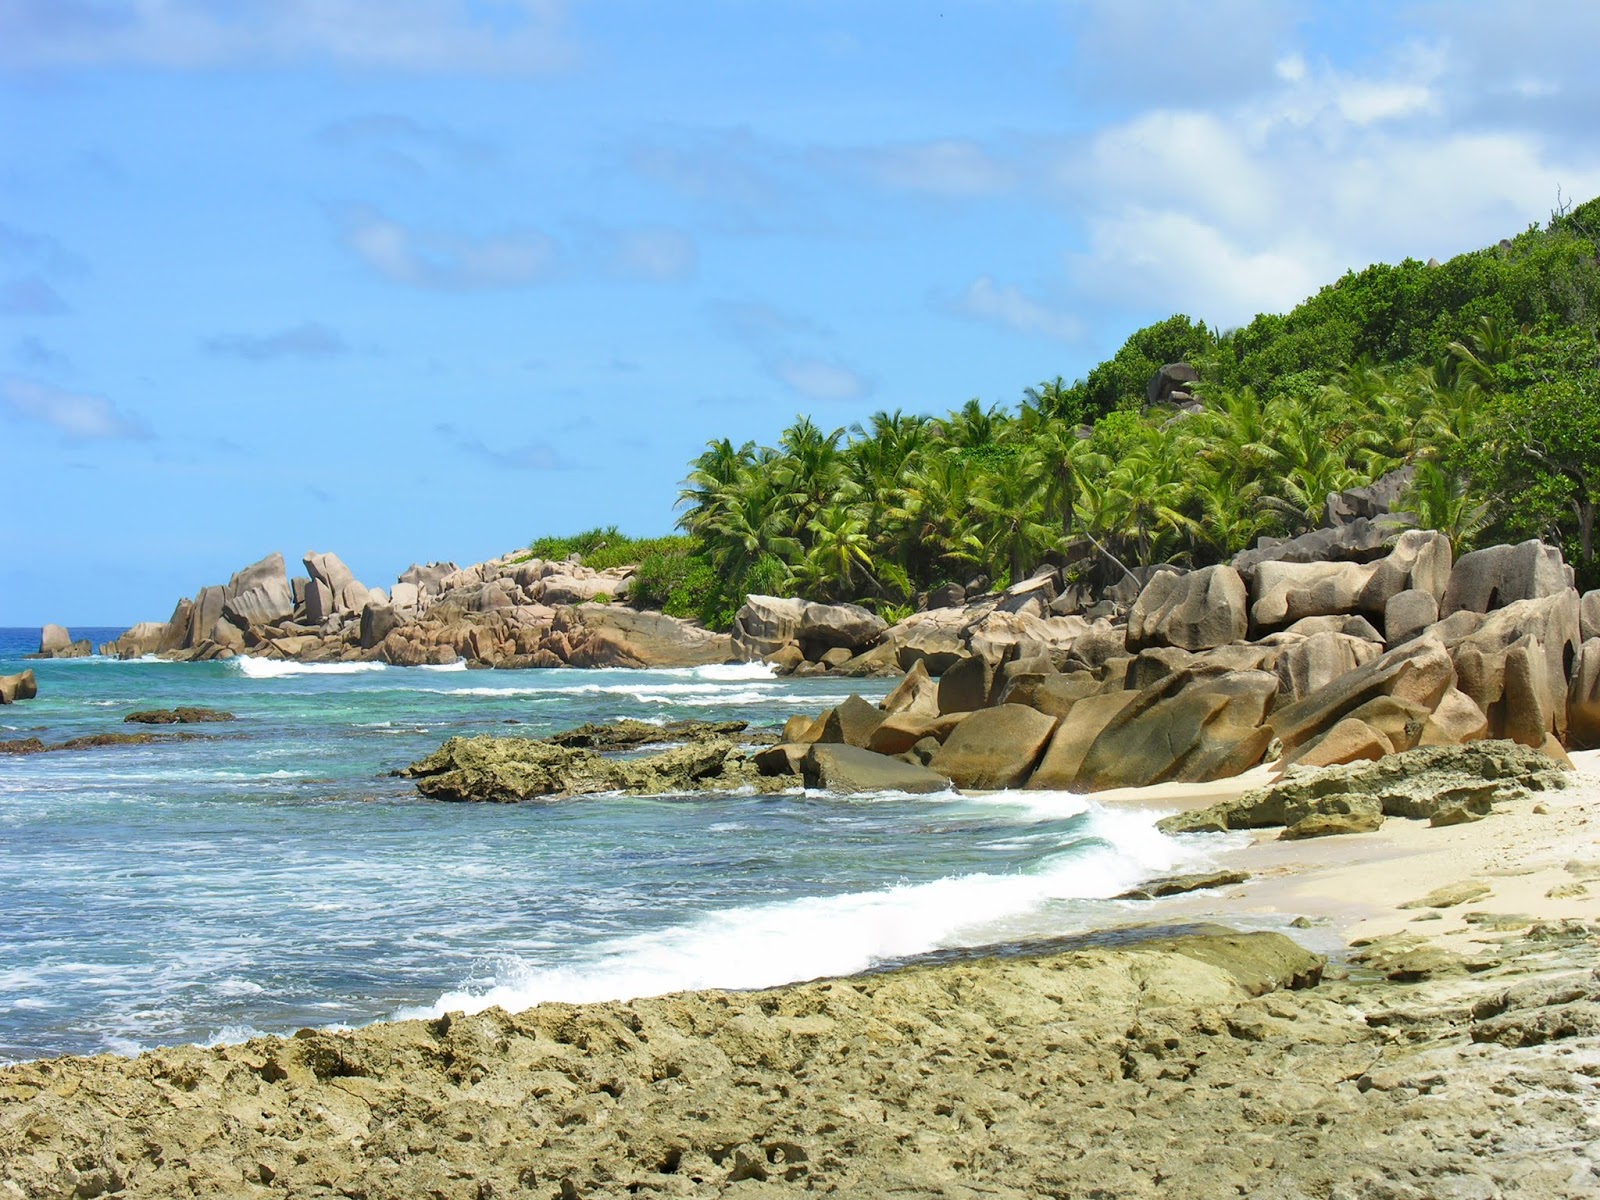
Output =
[
  {"x1": 7, "y1": 926, "x2": 1599, "y2": 1200},
  {"x1": 1442, "y1": 538, "x2": 1572, "y2": 616},
  {"x1": 730, "y1": 596, "x2": 887, "y2": 668},
  {"x1": 27, "y1": 623, "x2": 91, "y2": 658},
  {"x1": 0, "y1": 669, "x2": 38, "y2": 704},
  {"x1": 1158, "y1": 741, "x2": 1571, "y2": 834},
  {"x1": 927, "y1": 703, "x2": 1057, "y2": 789},
  {"x1": 1126, "y1": 565, "x2": 1248, "y2": 652},
  {"x1": 101, "y1": 546, "x2": 735, "y2": 671},
  {"x1": 403, "y1": 719, "x2": 784, "y2": 802},
  {"x1": 1074, "y1": 668, "x2": 1279, "y2": 790},
  {"x1": 800, "y1": 742, "x2": 951, "y2": 793}
]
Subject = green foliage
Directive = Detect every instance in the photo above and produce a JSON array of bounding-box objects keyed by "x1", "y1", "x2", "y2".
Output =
[
  {"x1": 527, "y1": 527, "x2": 696, "y2": 572},
  {"x1": 665, "y1": 195, "x2": 1600, "y2": 609}
]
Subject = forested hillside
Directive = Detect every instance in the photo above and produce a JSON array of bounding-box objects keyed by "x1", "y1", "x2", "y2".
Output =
[{"x1": 556, "y1": 195, "x2": 1600, "y2": 627}]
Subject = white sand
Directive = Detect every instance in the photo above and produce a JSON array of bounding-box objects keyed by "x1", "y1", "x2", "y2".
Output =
[{"x1": 1101, "y1": 749, "x2": 1600, "y2": 952}]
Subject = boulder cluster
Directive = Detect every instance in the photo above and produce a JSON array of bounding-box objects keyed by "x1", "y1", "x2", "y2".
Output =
[
  {"x1": 0, "y1": 668, "x2": 37, "y2": 705},
  {"x1": 97, "y1": 549, "x2": 730, "y2": 670},
  {"x1": 748, "y1": 531, "x2": 1598, "y2": 796},
  {"x1": 25, "y1": 623, "x2": 92, "y2": 659}
]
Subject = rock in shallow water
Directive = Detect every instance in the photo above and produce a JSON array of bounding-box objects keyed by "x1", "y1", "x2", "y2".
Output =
[{"x1": 403, "y1": 734, "x2": 765, "y2": 801}]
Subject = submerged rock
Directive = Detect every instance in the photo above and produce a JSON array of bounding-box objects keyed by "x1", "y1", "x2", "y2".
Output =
[
  {"x1": 123, "y1": 707, "x2": 237, "y2": 725},
  {"x1": 2, "y1": 731, "x2": 205, "y2": 754}
]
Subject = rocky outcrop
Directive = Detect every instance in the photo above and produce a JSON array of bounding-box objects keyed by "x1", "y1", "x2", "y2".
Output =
[
  {"x1": 104, "y1": 546, "x2": 737, "y2": 671},
  {"x1": 1438, "y1": 591, "x2": 1581, "y2": 746},
  {"x1": 99, "y1": 622, "x2": 168, "y2": 659},
  {"x1": 731, "y1": 594, "x2": 805, "y2": 661},
  {"x1": 123, "y1": 707, "x2": 235, "y2": 724},
  {"x1": 1251, "y1": 560, "x2": 1378, "y2": 627},
  {"x1": 927, "y1": 704, "x2": 1058, "y2": 790},
  {"x1": 1267, "y1": 635, "x2": 1456, "y2": 755},
  {"x1": 1568, "y1": 639, "x2": 1600, "y2": 750},
  {"x1": 799, "y1": 743, "x2": 951, "y2": 794},
  {"x1": 1232, "y1": 517, "x2": 1392, "y2": 573},
  {"x1": 1323, "y1": 464, "x2": 1416, "y2": 528},
  {"x1": 729, "y1": 596, "x2": 887, "y2": 667},
  {"x1": 1441, "y1": 539, "x2": 1571, "y2": 616},
  {"x1": 221, "y1": 552, "x2": 296, "y2": 629},
  {"x1": 1159, "y1": 741, "x2": 1570, "y2": 834},
  {"x1": 1073, "y1": 669, "x2": 1279, "y2": 791},
  {"x1": 27, "y1": 624, "x2": 91, "y2": 659},
  {"x1": 1127, "y1": 565, "x2": 1248, "y2": 652},
  {"x1": 403, "y1": 734, "x2": 767, "y2": 802},
  {"x1": 547, "y1": 606, "x2": 731, "y2": 669},
  {"x1": 0, "y1": 669, "x2": 38, "y2": 704}
]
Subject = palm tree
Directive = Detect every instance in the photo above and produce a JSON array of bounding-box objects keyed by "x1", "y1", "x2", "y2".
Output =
[
  {"x1": 972, "y1": 446, "x2": 1057, "y2": 584},
  {"x1": 883, "y1": 448, "x2": 984, "y2": 583},
  {"x1": 936, "y1": 398, "x2": 1007, "y2": 449},
  {"x1": 772, "y1": 417, "x2": 855, "y2": 545},
  {"x1": 1401, "y1": 458, "x2": 1488, "y2": 548},
  {"x1": 792, "y1": 504, "x2": 880, "y2": 600}
]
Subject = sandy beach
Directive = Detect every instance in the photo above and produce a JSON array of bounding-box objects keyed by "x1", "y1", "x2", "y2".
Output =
[
  {"x1": 2, "y1": 752, "x2": 1597, "y2": 1198},
  {"x1": 1112, "y1": 748, "x2": 1600, "y2": 948}
]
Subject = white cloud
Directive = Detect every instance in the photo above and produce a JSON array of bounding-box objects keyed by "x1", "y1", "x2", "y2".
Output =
[
  {"x1": 0, "y1": 0, "x2": 577, "y2": 73},
  {"x1": 954, "y1": 278, "x2": 1083, "y2": 342},
  {"x1": 1055, "y1": 31, "x2": 1600, "y2": 327},
  {"x1": 0, "y1": 376, "x2": 149, "y2": 441},
  {"x1": 1074, "y1": 209, "x2": 1330, "y2": 326},
  {"x1": 607, "y1": 227, "x2": 697, "y2": 282},
  {"x1": 773, "y1": 357, "x2": 868, "y2": 403},
  {"x1": 345, "y1": 213, "x2": 558, "y2": 290},
  {"x1": 1334, "y1": 81, "x2": 1436, "y2": 126}
]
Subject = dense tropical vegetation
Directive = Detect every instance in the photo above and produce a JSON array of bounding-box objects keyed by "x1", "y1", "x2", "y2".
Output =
[{"x1": 539, "y1": 195, "x2": 1600, "y2": 628}]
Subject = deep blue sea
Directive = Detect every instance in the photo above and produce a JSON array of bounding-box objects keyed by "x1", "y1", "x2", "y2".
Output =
[{"x1": 0, "y1": 626, "x2": 1220, "y2": 1063}]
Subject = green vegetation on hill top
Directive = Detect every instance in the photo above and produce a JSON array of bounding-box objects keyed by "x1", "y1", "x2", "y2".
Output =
[{"x1": 536, "y1": 195, "x2": 1600, "y2": 626}]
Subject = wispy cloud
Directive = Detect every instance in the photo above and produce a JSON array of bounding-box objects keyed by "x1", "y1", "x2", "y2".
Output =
[
  {"x1": 12, "y1": 335, "x2": 70, "y2": 372},
  {"x1": 344, "y1": 212, "x2": 559, "y2": 290},
  {"x1": 708, "y1": 299, "x2": 865, "y2": 401},
  {"x1": 202, "y1": 321, "x2": 349, "y2": 361},
  {"x1": 317, "y1": 114, "x2": 495, "y2": 175},
  {"x1": 772, "y1": 356, "x2": 868, "y2": 403},
  {"x1": 0, "y1": 221, "x2": 89, "y2": 277},
  {"x1": 0, "y1": 376, "x2": 149, "y2": 441},
  {"x1": 0, "y1": 275, "x2": 71, "y2": 316},
  {"x1": 951, "y1": 277, "x2": 1084, "y2": 342},
  {"x1": 824, "y1": 138, "x2": 1017, "y2": 198},
  {"x1": 605, "y1": 226, "x2": 697, "y2": 282},
  {"x1": 434, "y1": 422, "x2": 572, "y2": 471},
  {"x1": 0, "y1": 0, "x2": 577, "y2": 73}
]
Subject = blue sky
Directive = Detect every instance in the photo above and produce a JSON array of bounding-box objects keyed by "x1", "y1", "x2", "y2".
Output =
[{"x1": 4, "y1": 1, "x2": 1600, "y2": 625}]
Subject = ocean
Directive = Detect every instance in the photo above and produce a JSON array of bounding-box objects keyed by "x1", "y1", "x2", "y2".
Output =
[{"x1": 0, "y1": 626, "x2": 1224, "y2": 1063}]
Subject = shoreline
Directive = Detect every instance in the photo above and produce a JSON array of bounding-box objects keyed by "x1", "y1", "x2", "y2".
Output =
[{"x1": 3, "y1": 755, "x2": 1598, "y2": 1196}]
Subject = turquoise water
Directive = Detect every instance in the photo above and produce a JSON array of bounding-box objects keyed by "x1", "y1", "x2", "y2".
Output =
[{"x1": 0, "y1": 628, "x2": 1213, "y2": 1062}]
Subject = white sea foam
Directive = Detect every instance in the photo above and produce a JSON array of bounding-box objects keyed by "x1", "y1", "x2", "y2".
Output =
[
  {"x1": 417, "y1": 660, "x2": 468, "y2": 672},
  {"x1": 234, "y1": 658, "x2": 388, "y2": 678},
  {"x1": 680, "y1": 662, "x2": 778, "y2": 682},
  {"x1": 408, "y1": 801, "x2": 1212, "y2": 1020}
]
